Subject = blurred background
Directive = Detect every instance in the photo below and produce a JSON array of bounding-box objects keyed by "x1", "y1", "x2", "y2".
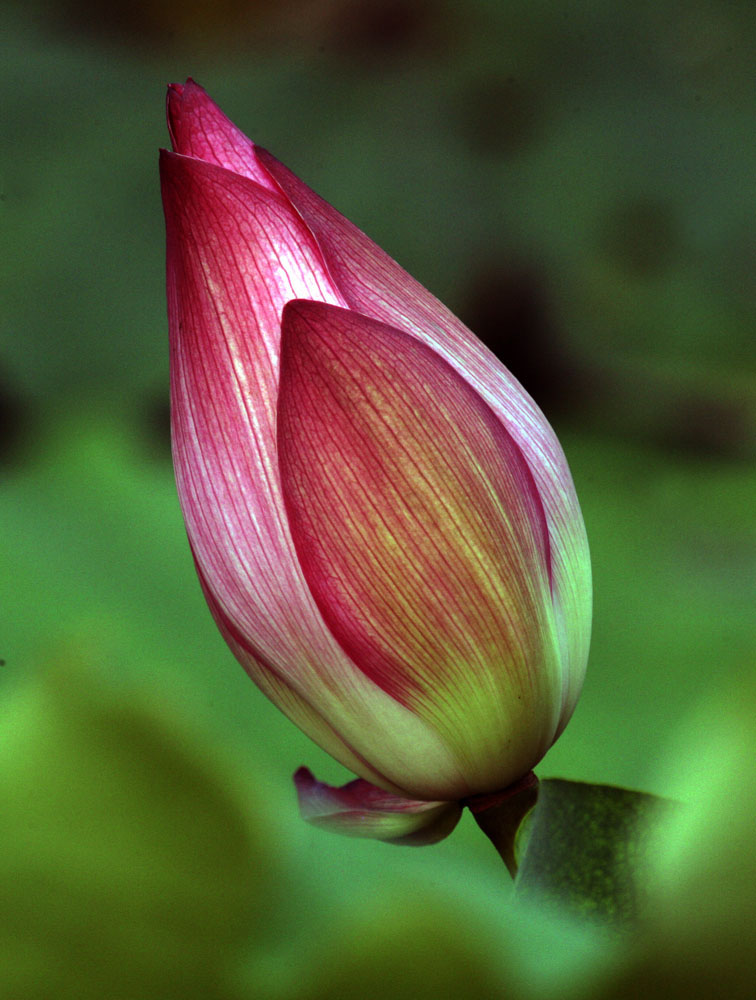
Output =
[{"x1": 2, "y1": 0, "x2": 755, "y2": 996}]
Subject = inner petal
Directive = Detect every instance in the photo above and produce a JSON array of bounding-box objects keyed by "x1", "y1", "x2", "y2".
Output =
[{"x1": 277, "y1": 300, "x2": 558, "y2": 760}]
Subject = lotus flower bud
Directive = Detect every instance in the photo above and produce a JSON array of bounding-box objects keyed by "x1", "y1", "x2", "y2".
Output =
[{"x1": 160, "y1": 80, "x2": 591, "y2": 840}]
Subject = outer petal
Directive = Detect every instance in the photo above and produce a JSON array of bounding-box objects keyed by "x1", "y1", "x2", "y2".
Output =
[
  {"x1": 293, "y1": 768, "x2": 461, "y2": 845},
  {"x1": 278, "y1": 300, "x2": 563, "y2": 791},
  {"x1": 161, "y1": 146, "x2": 344, "y2": 656},
  {"x1": 256, "y1": 147, "x2": 592, "y2": 728},
  {"x1": 161, "y1": 142, "x2": 471, "y2": 801}
]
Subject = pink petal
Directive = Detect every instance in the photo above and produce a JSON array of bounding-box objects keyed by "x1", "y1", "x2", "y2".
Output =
[
  {"x1": 161, "y1": 151, "x2": 471, "y2": 800},
  {"x1": 166, "y1": 79, "x2": 278, "y2": 192},
  {"x1": 294, "y1": 768, "x2": 461, "y2": 845},
  {"x1": 257, "y1": 147, "x2": 591, "y2": 726},
  {"x1": 161, "y1": 147, "x2": 344, "y2": 656},
  {"x1": 278, "y1": 300, "x2": 563, "y2": 788}
]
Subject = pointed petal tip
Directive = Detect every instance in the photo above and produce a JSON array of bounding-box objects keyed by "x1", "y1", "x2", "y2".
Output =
[
  {"x1": 166, "y1": 78, "x2": 212, "y2": 153},
  {"x1": 164, "y1": 79, "x2": 279, "y2": 189},
  {"x1": 293, "y1": 768, "x2": 461, "y2": 846},
  {"x1": 166, "y1": 77, "x2": 202, "y2": 95},
  {"x1": 167, "y1": 77, "x2": 204, "y2": 103},
  {"x1": 293, "y1": 765, "x2": 316, "y2": 791},
  {"x1": 280, "y1": 298, "x2": 341, "y2": 352},
  {"x1": 281, "y1": 297, "x2": 334, "y2": 324}
]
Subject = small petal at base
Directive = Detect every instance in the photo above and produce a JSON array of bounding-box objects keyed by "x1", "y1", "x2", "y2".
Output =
[{"x1": 294, "y1": 768, "x2": 461, "y2": 846}]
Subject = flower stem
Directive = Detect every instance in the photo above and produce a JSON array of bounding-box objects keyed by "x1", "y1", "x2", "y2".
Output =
[{"x1": 463, "y1": 772, "x2": 539, "y2": 879}]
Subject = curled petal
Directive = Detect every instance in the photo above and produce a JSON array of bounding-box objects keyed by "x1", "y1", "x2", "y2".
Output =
[{"x1": 294, "y1": 768, "x2": 461, "y2": 845}]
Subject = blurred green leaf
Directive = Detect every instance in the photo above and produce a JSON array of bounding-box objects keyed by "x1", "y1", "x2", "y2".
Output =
[
  {"x1": 0, "y1": 659, "x2": 276, "y2": 999},
  {"x1": 589, "y1": 678, "x2": 756, "y2": 999},
  {"x1": 514, "y1": 779, "x2": 673, "y2": 928},
  {"x1": 291, "y1": 892, "x2": 510, "y2": 1000}
]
